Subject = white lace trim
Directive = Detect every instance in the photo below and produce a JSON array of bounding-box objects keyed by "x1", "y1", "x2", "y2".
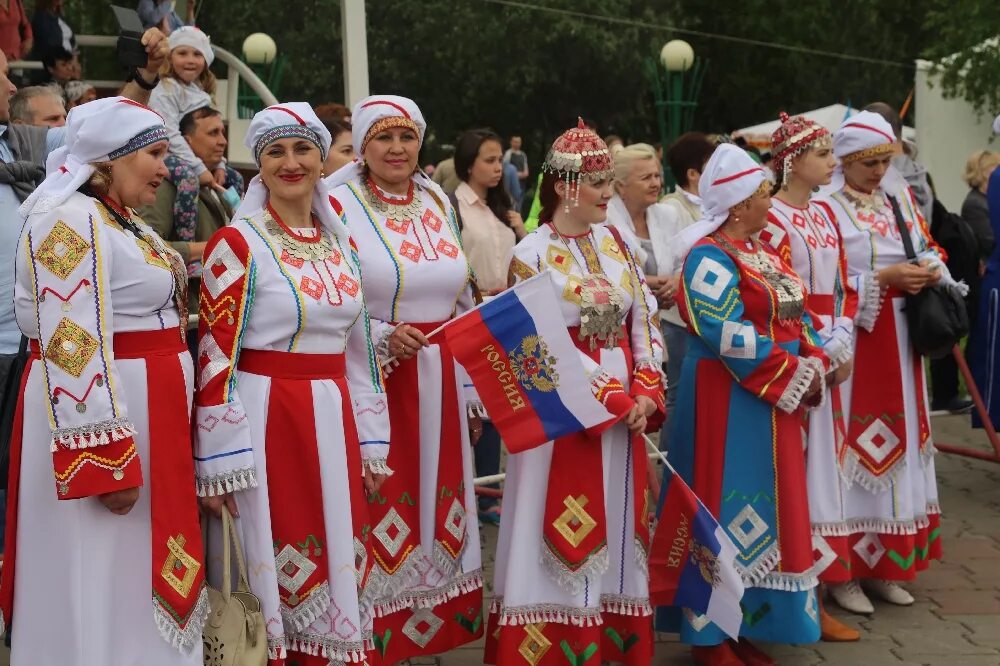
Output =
[
  {"x1": 856, "y1": 272, "x2": 885, "y2": 332},
  {"x1": 802, "y1": 356, "x2": 828, "y2": 411},
  {"x1": 362, "y1": 457, "x2": 393, "y2": 477},
  {"x1": 841, "y1": 448, "x2": 905, "y2": 494},
  {"x1": 196, "y1": 466, "x2": 258, "y2": 497},
  {"x1": 755, "y1": 570, "x2": 819, "y2": 592},
  {"x1": 492, "y1": 597, "x2": 604, "y2": 627},
  {"x1": 600, "y1": 594, "x2": 653, "y2": 616},
  {"x1": 374, "y1": 323, "x2": 399, "y2": 376},
  {"x1": 50, "y1": 417, "x2": 136, "y2": 452},
  {"x1": 154, "y1": 586, "x2": 209, "y2": 654},
  {"x1": 735, "y1": 542, "x2": 781, "y2": 588},
  {"x1": 776, "y1": 358, "x2": 816, "y2": 414},
  {"x1": 371, "y1": 569, "x2": 483, "y2": 617},
  {"x1": 539, "y1": 544, "x2": 609, "y2": 595},
  {"x1": 280, "y1": 582, "x2": 331, "y2": 634}
]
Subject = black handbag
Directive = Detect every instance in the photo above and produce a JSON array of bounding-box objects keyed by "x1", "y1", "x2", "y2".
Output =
[{"x1": 888, "y1": 195, "x2": 969, "y2": 359}]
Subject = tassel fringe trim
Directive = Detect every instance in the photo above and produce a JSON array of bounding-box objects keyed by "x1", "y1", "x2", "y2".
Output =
[
  {"x1": 493, "y1": 598, "x2": 604, "y2": 627},
  {"x1": 50, "y1": 417, "x2": 136, "y2": 452},
  {"x1": 267, "y1": 632, "x2": 373, "y2": 663},
  {"x1": 813, "y1": 506, "x2": 938, "y2": 537},
  {"x1": 856, "y1": 272, "x2": 886, "y2": 332},
  {"x1": 735, "y1": 543, "x2": 781, "y2": 588},
  {"x1": 841, "y1": 451, "x2": 904, "y2": 494},
  {"x1": 540, "y1": 545, "x2": 609, "y2": 595},
  {"x1": 776, "y1": 359, "x2": 816, "y2": 414},
  {"x1": 372, "y1": 569, "x2": 483, "y2": 617},
  {"x1": 634, "y1": 538, "x2": 649, "y2": 580},
  {"x1": 281, "y1": 582, "x2": 331, "y2": 634},
  {"x1": 196, "y1": 466, "x2": 258, "y2": 497},
  {"x1": 599, "y1": 594, "x2": 653, "y2": 617},
  {"x1": 362, "y1": 457, "x2": 393, "y2": 477},
  {"x1": 802, "y1": 356, "x2": 828, "y2": 411},
  {"x1": 153, "y1": 586, "x2": 210, "y2": 654},
  {"x1": 755, "y1": 570, "x2": 819, "y2": 592},
  {"x1": 467, "y1": 402, "x2": 487, "y2": 418}
]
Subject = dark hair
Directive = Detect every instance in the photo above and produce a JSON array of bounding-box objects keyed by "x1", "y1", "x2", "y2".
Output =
[
  {"x1": 454, "y1": 128, "x2": 512, "y2": 225},
  {"x1": 179, "y1": 105, "x2": 222, "y2": 137},
  {"x1": 667, "y1": 132, "x2": 715, "y2": 188},
  {"x1": 42, "y1": 47, "x2": 74, "y2": 69},
  {"x1": 314, "y1": 103, "x2": 351, "y2": 123},
  {"x1": 321, "y1": 116, "x2": 352, "y2": 144},
  {"x1": 864, "y1": 102, "x2": 903, "y2": 140},
  {"x1": 537, "y1": 171, "x2": 561, "y2": 226}
]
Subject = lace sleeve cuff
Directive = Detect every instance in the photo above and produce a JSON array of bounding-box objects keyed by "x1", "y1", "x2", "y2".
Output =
[
  {"x1": 776, "y1": 358, "x2": 818, "y2": 414},
  {"x1": 855, "y1": 272, "x2": 885, "y2": 332},
  {"x1": 50, "y1": 416, "x2": 137, "y2": 452}
]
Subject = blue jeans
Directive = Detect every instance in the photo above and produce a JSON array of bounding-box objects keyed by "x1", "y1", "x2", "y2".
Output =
[{"x1": 659, "y1": 320, "x2": 689, "y2": 451}]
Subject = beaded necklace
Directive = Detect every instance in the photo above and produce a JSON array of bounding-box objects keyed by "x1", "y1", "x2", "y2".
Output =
[{"x1": 264, "y1": 202, "x2": 333, "y2": 262}]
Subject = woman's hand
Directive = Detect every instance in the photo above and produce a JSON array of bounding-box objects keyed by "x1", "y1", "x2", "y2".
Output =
[
  {"x1": 624, "y1": 400, "x2": 648, "y2": 434},
  {"x1": 99, "y1": 487, "x2": 140, "y2": 515},
  {"x1": 919, "y1": 258, "x2": 943, "y2": 285},
  {"x1": 877, "y1": 262, "x2": 934, "y2": 294},
  {"x1": 388, "y1": 324, "x2": 430, "y2": 360},
  {"x1": 363, "y1": 468, "x2": 389, "y2": 496},
  {"x1": 655, "y1": 275, "x2": 681, "y2": 309},
  {"x1": 200, "y1": 493, "x2": 239, "y2": 519},
  {"x1": 507, "y1": 211, "x2": 526, "y2": 239},
  {"x1": 635, "y1": 394, "x2": 657, "y2": 418},
  {"x1": 198, "y1": 170, "x2": 226, "y2": 192},
  {"x1": 826, "y1": 358, "x2": 853, "y2": 387},
  {"x1": 138, "y1": 27, "x2": 169, "y2": 78}
]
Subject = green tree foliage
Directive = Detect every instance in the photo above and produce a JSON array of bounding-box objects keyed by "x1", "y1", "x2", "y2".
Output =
[{"x1": 923, "y1": 0, "x2": 1000, "y2": 115}]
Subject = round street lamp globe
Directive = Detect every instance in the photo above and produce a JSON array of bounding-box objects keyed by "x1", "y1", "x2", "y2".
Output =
[
  {"x1": 243, "y1": 33, "x2": 277, "y2": 65},
  {"x1": 660, "y1": 39, "x2": 695, "y2": 72}
]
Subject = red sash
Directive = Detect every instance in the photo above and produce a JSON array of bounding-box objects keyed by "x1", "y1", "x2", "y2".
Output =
[
  {"x1": 1, "y1": 329, "x2": 207, "y2": 651},
  {"x1": 237, "y1": 349, "x2": 373, "y2": 633}
]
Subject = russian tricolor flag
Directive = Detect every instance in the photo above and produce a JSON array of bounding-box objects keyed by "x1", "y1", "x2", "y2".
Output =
[
  {"x1": 444, "y1": 272, "x2": 634, "y2": 454},
  {"x1": 649, "y1": 466, "x2": 745, "y2": 639}
]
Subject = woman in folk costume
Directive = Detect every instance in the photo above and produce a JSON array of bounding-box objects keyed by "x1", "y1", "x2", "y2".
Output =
[
  {"x1": 656, "y1": 144, "x2": 828, "y2": 666},
  {"x1": 193, "y1": 102, "x2": 390, "y2": 665},
  {"x1": 324, "y1": 95, "x2": 484, "y2": 665},
  {"x1": 485, "y1": 121, "x2": 666, "y2": 666},
  {"x1": 756, "y1": 113, "x2": 861, "y2": 642},
  {"x1": 819, "y1": 111, "x2": 945, "y2": 615},
  {"x1": 2, "y1": 97, "x2": 207, "y2": 664}
]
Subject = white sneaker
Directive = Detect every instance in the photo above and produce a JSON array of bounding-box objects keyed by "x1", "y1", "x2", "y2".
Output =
[
  {"x1": 829, "y1": 580, "x2": 875, "y2": 614},
  {"x1": 864, "y1": 579, "x2": 915, "y2": 606}
]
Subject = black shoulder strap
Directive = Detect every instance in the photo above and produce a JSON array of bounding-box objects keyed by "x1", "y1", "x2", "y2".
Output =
[
  {"x1": 887, "y1": 194, "x2": 918, "y2": 261},
  {"x1": 447, "y1": 191, "x2": 464, "y2": 231}
]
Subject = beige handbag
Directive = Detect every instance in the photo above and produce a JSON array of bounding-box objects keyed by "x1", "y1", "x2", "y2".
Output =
[{"x1": 203, "y1": 506, "x2": 268, "y2": 666}]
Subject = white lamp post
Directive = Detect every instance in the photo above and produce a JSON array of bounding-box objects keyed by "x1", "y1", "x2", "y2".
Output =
[{"x1": 242, "y1": 33, "x2": 277, "y2": 65}]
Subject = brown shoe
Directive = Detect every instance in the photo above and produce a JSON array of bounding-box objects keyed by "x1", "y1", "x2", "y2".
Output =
[
  {"x1": 728, "y1": 638, "x2": 776, "y2": 666},
  {"x1": 821, "y1": 602, "x2": 860, "y2": 642},
  {"x1": 691, "y1": 642, "x2": 746, "y2": 666}
]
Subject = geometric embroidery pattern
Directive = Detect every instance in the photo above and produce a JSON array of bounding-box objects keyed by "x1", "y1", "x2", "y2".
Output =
[
  {"x1": 36, "y1": 220, "x2": 90, "y2": 280},
  {"x1": 203, "y1": 238, "x2": 246, "y2": 299},
  {"x1": 546, "y1": 245, "x2": 573, "y2": 275},
  {"x1": 600, "y1": 235, "x2": 626, "y2": 263},
  {"x1": 45, "y1": 317, "x2": 99, "y2": 377},
  {"x1": 402, "y1": 608, "x2": 443, "y2": 648},
  {"x1": 856, "y1": 418, "x2": 901, "y2": 465},
  {"x1": 720, "y1": 321, "x2": 757, "y2": 359},
  {"x1": 690, "y1": 256, "x2": 732, "y2": 301},
  {"x1": 552, "y1": 495, "x2": 597, "y2": 548},
  {"x1": 275, "y1": 544, "x2": 318, "y2": 599},
  {"x1": 444, "y1": 498, "x2": 466, "y2": 543},
  {"x1": 562, "y1": 275, "x2": 584, "y2": 305},
  {"x1": 853, "y1": 533, "x2": 886, "y2": 568},
  {"x1": 373, "y1": 507, "x2": 411, "y2": 558},
  {"x1": 198, "y1": 332, "x2": 231, "y2": 389},
  {"x1": 727, "y1": 504, "x2": 769, "y2": 551},
  {"x1": 518, "y1": 622, "x2": 552, "y2": 665},
  {"x1": 160, "y1": 533, "x2": 202, "y2": 599}
]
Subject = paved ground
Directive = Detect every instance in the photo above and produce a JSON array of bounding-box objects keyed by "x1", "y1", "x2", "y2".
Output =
[{"x1": 3, "y1": 413, "x2": 998, "y2": 665}]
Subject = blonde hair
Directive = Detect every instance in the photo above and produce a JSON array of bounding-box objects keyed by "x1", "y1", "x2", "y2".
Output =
[
  {"x1": 963, "y1": 150, "x2": 1000, "y2": 189},
  {"x1": 87, "y1": 161, "x2": 114, "y2": 197},
  {"x1": 612, "y1": 143, "x2": 658, "y2": 184},
  {"x1": 160, "y1": 51, "x2": 218, "y2": 98}
]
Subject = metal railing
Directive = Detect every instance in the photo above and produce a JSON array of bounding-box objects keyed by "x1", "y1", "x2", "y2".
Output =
[{"x1": 10, "y1": 35, "x2": 277, "y2": 168}]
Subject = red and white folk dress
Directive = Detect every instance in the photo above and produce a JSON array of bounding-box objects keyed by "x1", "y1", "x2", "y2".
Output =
[
  {"x1": 820, "y1": 184, "x2": 942, "y2": 581},
  {"x1": 5, "y1": 192, "x2": 207, "y2": 665},
  {"x1": 759, "y1": 197, "x2": 860, "y2": 583},
  {"x1": 194, "y1": 203, "x2": 389, "y2": 664},
  {"x1": 330, "y1": 175, "x2": 484, "y2": 665}
]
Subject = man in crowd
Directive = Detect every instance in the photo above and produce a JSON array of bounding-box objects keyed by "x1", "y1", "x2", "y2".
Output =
[
  {"x1": 137, "y1": 104, "x2": 235, "y2": 348},
  {"x1": 38, "y1": 46, "x2": 80, "y2": 87},
  {"x1": 502, "y1": 134, "x2": 529, "y2": 198},
  {"x1": 10, "y1": 85, "x2": 66, "y2": 127}
]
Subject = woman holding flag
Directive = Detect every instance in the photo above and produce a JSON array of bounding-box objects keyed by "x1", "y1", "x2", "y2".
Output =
[
  {"x1": 656, "y1": 144, "x2": 828, "y2": 665},
  {"x1": 325, "y1": 95, "x2": 484, "y2": 665},
  {"x1": 484, "y1": 120, "x2": 666, "y2": 666}
]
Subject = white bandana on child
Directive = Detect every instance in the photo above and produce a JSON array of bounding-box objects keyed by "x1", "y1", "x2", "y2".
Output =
[{"x1": 169, "y1": 26, "x2": 214, "y2": 66}]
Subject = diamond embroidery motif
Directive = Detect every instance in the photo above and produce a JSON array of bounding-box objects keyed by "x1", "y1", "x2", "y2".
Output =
[
  {"x1": 546, "y1": 245, "x2": 573, "y2": 275},
  {"x1": 274, "y1": 544, "x2": 317, "y2": 597},
  {"x1": 853, "y1": 533, "x2": 886, "y2": 568},
  {"x1": 399, "y1": 240, "x2": 422, "y2": 263},
  {"x1": 728, "y1": 505, "x2": 769, "y2": 551},
  {"x1": 385, "y1": 218, "x2": 411, "y2": 234},
  {"x1": 600, "y1": 235, "x2": 626, "y2": 262},
  {"x1": 37, "y1": 221, "x2": 91, "y2": 280},
  {"x1": 719, "y1": 321, "x2": 756, "y2": 359},
  {"x1": 758, "y1": 223, "x2": 786, "y2": 250},
  {"x1": 552, "y1": 495, "x2": 597, "y2": 548},
  {"x1": 198, "y1": 331, "x2": 231, "y2": 387},
  {"x1": 337, "y1": 273, "x2": 359, "y2": 297},
  {"x1": 804, "y1": 591, "x2": 819, "y2": 623},
  {"x1": 857, "y1": 419, "x2": 901, "y2": 464},
  {"x1": 690, "y1": 256, "x2": 732, "y2": 301},
  {"x1": 160, "y1": 533, "x2": 201, "y2": 599},
  {"x1": 444, "y1": 498, "x2": 466, "y2": 542},
  {"x1": 280, "y1": 249, "x2": 305, "y2": 268},
  {"x1": 562, "y1": 275, "x2": 583, "y2": 305},
  {"x1": 373, "y1": 507, "x2": 411, "y2": 557},
  {"x1": 684, "y1": 609, "x2": 712, "y2": 632},
  {"x1": 436, "y1": 239, "x2": 458, "y2": 259},
  {"x1": 808, "y1": 535, "x2": 837, "y2": 578},
  {"x1": 518, "y1": 622, "x2": 551, "y2": 665},
  {"x1": 203, "y1": 239, "x2": 245, "y2": 299},
  {"x1": 422, "y1": 209, "x2": 443, "y2": 233},
  {"x1": 300, "y1": 276, "x2": 325, "y2": 301},
  {"x1": 353, "y1": 537, "x2": 368, "y2": 586},
  {"x1": 402, "y1": 608, "x2": 444, "y2": 648},
  {"x1": 45, "y1": 317, "x2": 99, "y2": 377}
]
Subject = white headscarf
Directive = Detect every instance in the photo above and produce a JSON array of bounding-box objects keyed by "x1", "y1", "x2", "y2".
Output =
[
  {"x1": 993, "y1": 114, "x2": 1000, "y2": 135},
  {"x1": 19, "y1": 97, "x2": 167, "y2": 218},
  {"x1": 673, "y1": 144, "x2": 765, "y2": 260},
  {"x1": 825, "y1": 110, "x2": 898, "y2": 195},
  {"x1": 323, "y1": 94, "x2": 441, "y2": 197},
  {"x1": 233, "y1": 102, "x2": 348, "y2": 249},
  {"x1": 169, "y1": 26, "x2": 214, "y2": 66}
]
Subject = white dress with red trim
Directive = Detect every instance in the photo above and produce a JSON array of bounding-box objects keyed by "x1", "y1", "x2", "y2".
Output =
[
  {"x1": 485, "y1": 223, "x2": 666, "y2": 666},
  {"x1": 329, "y1": 176, "x2": 484, "y2": 664},
  {"x1": 193, "y1": 204, "x2": 389, "y2": 664},
  {"x1": 5, "y1": 192, "x2": 207, "y2": 665},
  {"x1": 760, "y1": 197, "x2": 861, "y2": 583},
  {"x1": 819, "y1": 184, "x2": 942, "y2": 581}
]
